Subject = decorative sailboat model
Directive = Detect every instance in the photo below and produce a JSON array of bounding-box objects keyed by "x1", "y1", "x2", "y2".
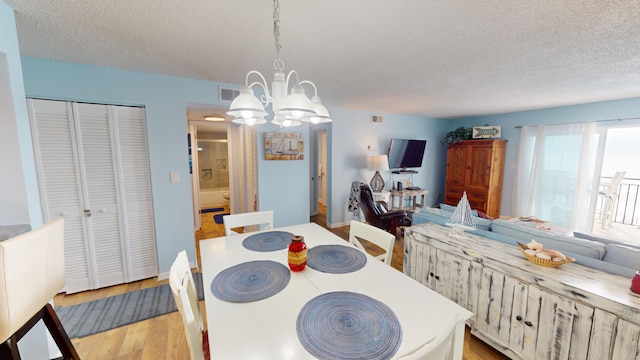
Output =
[{"x1": 446, "y1": 191, "x2": 476, "y2": 237}]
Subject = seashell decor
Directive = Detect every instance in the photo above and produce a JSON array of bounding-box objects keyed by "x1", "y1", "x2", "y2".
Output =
[{"x1": 517, "y1": 239, "x2": 575, "y2": 268}]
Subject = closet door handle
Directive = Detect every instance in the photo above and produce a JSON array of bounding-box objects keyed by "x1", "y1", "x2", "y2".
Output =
[
  {"x1": 524, "y1": 320, "x2": 533, "y2": 327},
  {"x1": 84, "y1": 209, "x2": 92, "y2": 217}
]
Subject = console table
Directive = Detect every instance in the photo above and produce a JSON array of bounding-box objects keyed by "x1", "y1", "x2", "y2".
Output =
[
  {"x1": 390, "y1": 189, "x2": 427, "y2": 212},
  {"x1": 404, "y1": 222, "x2": 640, "y2": 360}
]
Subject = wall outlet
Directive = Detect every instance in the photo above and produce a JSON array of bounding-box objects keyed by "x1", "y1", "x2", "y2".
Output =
[{"x1": 170, "y1": 172, "x2": 179, "y2": 184}]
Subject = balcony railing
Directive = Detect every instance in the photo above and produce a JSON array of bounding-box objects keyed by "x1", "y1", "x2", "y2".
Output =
[{"x1": 596, "y1": 176, "x2": 640, "y2": 226}]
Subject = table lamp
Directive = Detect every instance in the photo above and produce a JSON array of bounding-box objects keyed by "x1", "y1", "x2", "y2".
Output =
[{"x1": 368, "y1": 155, "x2": 389, "y2": 192}]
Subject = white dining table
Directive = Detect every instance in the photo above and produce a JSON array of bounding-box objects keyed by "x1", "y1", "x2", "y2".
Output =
[{"x1": 200, "y1": 222, "x2": 472, "y2": 359}]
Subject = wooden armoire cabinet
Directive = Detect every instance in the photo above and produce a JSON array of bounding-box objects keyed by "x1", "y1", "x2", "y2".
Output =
[{"x1": 444, "y1": 140, "x2": 506, "y2": 218}]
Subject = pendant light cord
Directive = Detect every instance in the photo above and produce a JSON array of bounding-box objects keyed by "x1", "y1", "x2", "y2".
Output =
[{"x1": 273, "y1": 0, "x2": 284, "y2": 71}]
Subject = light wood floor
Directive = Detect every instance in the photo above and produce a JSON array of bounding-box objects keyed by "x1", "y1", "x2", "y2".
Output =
[{"x1": 53, "y1": 205, "x2": 508, "y2": 360}]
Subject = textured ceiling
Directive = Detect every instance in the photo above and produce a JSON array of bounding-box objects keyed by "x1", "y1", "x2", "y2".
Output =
[{"x1": 5, "y1": 0, "x2": 640, "y2": 119}]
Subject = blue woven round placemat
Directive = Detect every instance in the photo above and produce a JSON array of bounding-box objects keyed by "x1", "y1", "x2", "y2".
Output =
[
  {"x1": 210, "y1": 260, "x2": 290, "y2": 302},
  {"x1": 296, "y1": 291, "x2": 402, "y2": 360},
  {"x1": 306, "y1": 245, "x2": 367, "y2": 273},
  {"x1": 242, "y1": 231, "x2": 294, "y2": 252}
]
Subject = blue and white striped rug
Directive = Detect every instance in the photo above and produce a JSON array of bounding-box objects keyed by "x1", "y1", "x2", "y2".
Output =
[{"x1": 55, "y1": 272, "x2": 204, "y2": 339}]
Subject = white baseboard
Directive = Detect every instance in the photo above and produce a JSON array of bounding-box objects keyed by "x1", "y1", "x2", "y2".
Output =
[
  {"x1": 328, "y1": 221, "x2": 350, "y2": 228},
  {"x1": 156, "y1": 271, "x2": 169, "y2": 281},
  {"x1": 157, "y1": 261, "x2": 198, "y2": 281}
]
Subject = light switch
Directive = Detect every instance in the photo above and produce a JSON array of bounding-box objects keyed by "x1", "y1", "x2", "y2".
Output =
[{"x1": 170, "y1": 172, "x2": 179, "y2": 184}]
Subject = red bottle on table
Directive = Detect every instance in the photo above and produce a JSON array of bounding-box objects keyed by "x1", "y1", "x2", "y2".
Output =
[{"x1": 288, "y1": 235, "x2": 307, "y2": 271}]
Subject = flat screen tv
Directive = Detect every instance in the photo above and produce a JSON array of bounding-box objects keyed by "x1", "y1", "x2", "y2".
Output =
[{"x1": 387, "y1": 138, "x2": 427, "y2": 171}]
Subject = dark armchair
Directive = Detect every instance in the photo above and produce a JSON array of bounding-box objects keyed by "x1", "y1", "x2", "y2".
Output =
[{"x1": 359, "y1": 184, "x2": 411, "y2": 235}]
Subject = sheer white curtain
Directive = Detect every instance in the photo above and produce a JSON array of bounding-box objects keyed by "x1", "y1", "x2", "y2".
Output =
[{"x1": 513, "y1": 122, "x2": 600, "y2": 231}]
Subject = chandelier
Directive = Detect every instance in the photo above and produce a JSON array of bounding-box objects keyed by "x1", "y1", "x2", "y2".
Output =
[{"x1": 227, "y1": 0, "x2": 332, "y2": 127}]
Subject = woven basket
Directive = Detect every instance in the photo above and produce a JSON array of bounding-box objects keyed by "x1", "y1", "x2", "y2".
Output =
[{"x1": 517, "y1": 242, "x2": 575, "y2": 268}]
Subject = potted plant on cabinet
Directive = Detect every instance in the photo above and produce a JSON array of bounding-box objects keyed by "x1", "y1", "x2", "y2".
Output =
[{"x1": 441, "y1": 126, "x2": 472, "y2": 145}]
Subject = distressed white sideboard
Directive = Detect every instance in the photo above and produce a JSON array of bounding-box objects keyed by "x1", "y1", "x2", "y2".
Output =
[{"x1": 404, "y1": 222, "x2": 640, "y2": 360}]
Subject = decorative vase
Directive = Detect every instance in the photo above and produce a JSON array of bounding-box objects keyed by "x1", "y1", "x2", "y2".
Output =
[
  {"x1": 370, "y1": 171, "x2": 385, "y2": 192},
  {"x1": 288, "y1": 235, "x2": 307, "y2": 271}
]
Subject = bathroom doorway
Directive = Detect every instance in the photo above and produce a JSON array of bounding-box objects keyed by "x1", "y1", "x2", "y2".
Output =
[{"x1": 188, "y1": 120, "x2": 231, "y2": 231}]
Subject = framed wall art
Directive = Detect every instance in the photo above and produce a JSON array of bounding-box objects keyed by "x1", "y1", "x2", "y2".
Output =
[{"x1": 264, "y1": 132, "x2": 304, "y2": 160}]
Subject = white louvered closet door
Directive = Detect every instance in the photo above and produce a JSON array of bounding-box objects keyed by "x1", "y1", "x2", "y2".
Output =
[
  {"x1": 74, "y1": 102, "x2": 126, "y2": 288},
  {"x1": 28, "y1": 99, "x2": 92, "y2": 292},
  {"x1": 112, "y1": 105, "x2": 157, "y2": 280},
  {"x1": 28, "y1": 99, "x2": 157, "y2": 293}
]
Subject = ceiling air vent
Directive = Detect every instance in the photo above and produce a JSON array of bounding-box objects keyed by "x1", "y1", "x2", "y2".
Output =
[{"x1": 219, "y1": 87, "x2": 240, "y2": 102}]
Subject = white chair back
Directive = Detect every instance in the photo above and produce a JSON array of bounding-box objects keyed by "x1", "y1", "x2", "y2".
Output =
[
  {"x1": 598, "y1": 170, "x2": 627, "y2": 229},
  {"x1": 169, "y1": 251, "x2": 206, "y2": 360},
  {"x1": 608, "y1": 171, "x2": 626, "y2": 196},
  {"x1": 0, "y1": 218, "x2": 65, "y2": 342},
  {"x1": 348, "y1": 220, "x2": 395, "y2": 265},
  {"x1": 223, "y1": 210, "x2": 274, "y2": 236},
  {"x1": 600, "y1": 170, "x2": 626, "y2": 197},
  {"x1": 396, "y1": 314, "x2": 457, "y2": 360}
]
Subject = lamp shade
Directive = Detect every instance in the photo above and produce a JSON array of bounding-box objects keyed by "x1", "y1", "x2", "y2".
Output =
[
  {"x1": 232, "y1": 116, "x2": 267, "y2": 126},
  {"x1": 301, "y1": 96, "x2": 332, "y2": 124},
  {"x1": 277, "y1": 85, "x2": 315, "y2": 119},
  {"x1": 271, "y1": 114, "x2": 302, "y2": 127},
  {"x1": 227, "y1": 87, "x2": 268, "y2": 119},
  {"x1": 368, "y1": 155, "x2": 390, "y2": 171}
]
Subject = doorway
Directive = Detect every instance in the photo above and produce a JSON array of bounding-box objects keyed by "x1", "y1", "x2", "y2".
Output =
[
  {"x1": 188, "y1": 120, "x2": 232, "y2": 231},
  {"x1": 310, "y1": 128, "x2": 328, "y2": 225},
  {"x1": 187, "y1": 103, "x2": 259, "y2": 264},
  {"x1": 591, "y1": 126, "x2": 640, "y2": 241}
]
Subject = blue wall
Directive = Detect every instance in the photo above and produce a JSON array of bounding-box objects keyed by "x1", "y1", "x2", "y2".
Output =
[
  {"x1": 256, "y1": 125, "x2": 311, "y2": 227},
  {"x1": 328, "y1": 107, "x2": 449, "y2": 226},
  {"x1": 19, "y1": 57, "x2": 331, "y2": 273},
  {"x1": 19, "y1": 58, "x2": 453, "y2": 271},
  {"x1": 20, "y1": 57, "x2": 239, "y2": 273},
  {"x1": 0, "y1": 3, "x2": 41, "y2": 227}
]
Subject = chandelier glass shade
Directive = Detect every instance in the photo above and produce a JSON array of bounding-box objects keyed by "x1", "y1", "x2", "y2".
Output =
[
  {"x1": 228, "y1": 87, "x2": 268, "y2": 126},
  {"x1": 227, "y1": 0, "x2": 331, "y2": 127}
]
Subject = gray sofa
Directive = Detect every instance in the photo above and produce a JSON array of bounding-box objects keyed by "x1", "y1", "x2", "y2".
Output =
[{"x1": 412, "y1": 206, "x2": 640, "y2": 278}]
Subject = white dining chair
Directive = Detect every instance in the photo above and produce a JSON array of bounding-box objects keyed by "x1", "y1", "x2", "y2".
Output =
[
  {"x1": 349, "y1": 220, "x2": 395, "y2": 266},
  {"x1": 223, "y1": 210, "x2": 274, "y2": 236},
  {"x1": 396, "y1": 314, "x2": 457, "y2": 360},
  {"x1": 169, "y1": 251, "x2": 209, "y2": 360},
  {"x1": 0, "y1": 218, "x2": 79, "y2": 359}
]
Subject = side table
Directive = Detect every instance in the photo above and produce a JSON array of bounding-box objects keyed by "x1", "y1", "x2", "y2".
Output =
[{"x1": 390, "y1": 189, "x2": 428, "y2": 212}]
